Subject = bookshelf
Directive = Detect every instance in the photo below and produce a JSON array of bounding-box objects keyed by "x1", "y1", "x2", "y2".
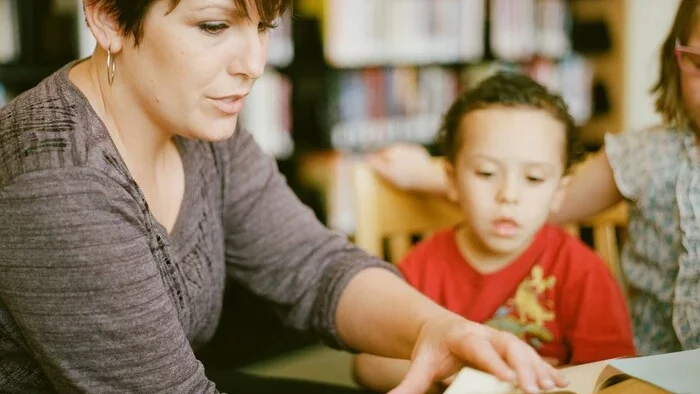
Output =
[
  {"x1": 292, "y1": 0, "x2": 625, "y2": 235},
  {"x1": 570, "y1": 0, "x2": 625, "y2": 147},
  {"x1": 0, "y1": 0, "x2": 77, "y2": 101}
]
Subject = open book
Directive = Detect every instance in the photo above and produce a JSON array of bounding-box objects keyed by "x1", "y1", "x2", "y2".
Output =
[
  {"x1": 444, "y1": 348, "x2": 700, "y2": 394},
  {"x1": 443, "y1": 359, "x2": 629, "y2": 394}
]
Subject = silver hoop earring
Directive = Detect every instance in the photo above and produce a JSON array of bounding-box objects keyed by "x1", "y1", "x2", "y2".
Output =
[{"x1": 106, "y1": 47, "x2": 116, "y2": 85}]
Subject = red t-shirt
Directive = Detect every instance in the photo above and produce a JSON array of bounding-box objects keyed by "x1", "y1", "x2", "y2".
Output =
[{"x1": 399, "y1": 224, "x2": 636, "y2": 365}]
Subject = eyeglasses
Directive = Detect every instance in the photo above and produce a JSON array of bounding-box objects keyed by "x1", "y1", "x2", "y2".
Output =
[{"x1": 675, "y1": 39, "x2": 700, "y2": 75}]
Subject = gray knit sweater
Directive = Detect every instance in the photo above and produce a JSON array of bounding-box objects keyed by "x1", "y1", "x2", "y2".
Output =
[{"x1": 0, "y1": 63, "x2": 395, "y2": 393}]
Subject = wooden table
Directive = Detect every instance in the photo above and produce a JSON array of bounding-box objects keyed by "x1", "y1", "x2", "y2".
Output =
[{"x1": 598, "y1": 379, "x2": 669, "y2": 393}]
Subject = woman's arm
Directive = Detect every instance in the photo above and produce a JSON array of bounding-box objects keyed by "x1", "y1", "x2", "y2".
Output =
[
  {"x1": 353, "y1": 354, "x2": 446, "y2": 394},
  {"x1": 337, "y1": 268, "x2": 567, "y2": 394},
  {"x1": 0, "y1": 169, "x2": 218, "y2": 393},
  {"x1": 549, "y1": 151, "x2": 624, "y2": 225}
]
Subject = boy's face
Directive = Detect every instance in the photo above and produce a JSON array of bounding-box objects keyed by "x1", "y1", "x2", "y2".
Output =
[{"x1": 445, "y1": 106, "x2": 569, "y2": 257}]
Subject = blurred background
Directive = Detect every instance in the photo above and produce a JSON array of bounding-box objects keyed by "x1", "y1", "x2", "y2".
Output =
[{"x1": 0, "y1": 0, "x2": 681, "y2": 387}]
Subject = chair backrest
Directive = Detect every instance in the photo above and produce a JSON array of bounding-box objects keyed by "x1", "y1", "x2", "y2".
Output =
[
  {"x1": 353, "y1": 161, "x2": 463, "y2": 263},
  {"x1": 562, "y1": 203, "x2": 629, "y2": 293},
  {"x1": 352, "y1": 161, "x2": 629, "y2": 293}
]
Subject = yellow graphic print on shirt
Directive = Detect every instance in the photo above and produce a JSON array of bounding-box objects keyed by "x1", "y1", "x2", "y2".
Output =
[{"x1": 484, "y1": 265, "x2": 556, "y2": 348}]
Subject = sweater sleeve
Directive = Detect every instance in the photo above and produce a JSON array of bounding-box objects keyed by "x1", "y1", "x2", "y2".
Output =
[
  {"x1": 220, "y1": 129, "x2": 400, "y2": 350},
  {"x1": 0, "y1": 168, "x2": 219, "y2": 393}
]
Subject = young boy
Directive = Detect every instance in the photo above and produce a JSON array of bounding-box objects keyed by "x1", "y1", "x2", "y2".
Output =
[{"x1": 353, "y1": 72, "x2": 635, "y2": 393}]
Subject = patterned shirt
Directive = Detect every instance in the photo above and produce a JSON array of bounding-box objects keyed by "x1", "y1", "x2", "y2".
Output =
[{"x1": 606, "y1": 128, "x2": 700, "y2": 355}]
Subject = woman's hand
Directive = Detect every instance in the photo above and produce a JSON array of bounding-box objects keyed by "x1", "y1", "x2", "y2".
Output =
[
  {"x1": 389, "y1": 312, "x2": 568, "y2": 394},
  {"x1": 366, "y1": 143, "x2": 448, "y2": 194}
]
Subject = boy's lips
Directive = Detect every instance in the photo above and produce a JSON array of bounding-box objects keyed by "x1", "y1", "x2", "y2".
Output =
[{"x1": 492, "y1": 218, "x2": 519, "y2": 237}]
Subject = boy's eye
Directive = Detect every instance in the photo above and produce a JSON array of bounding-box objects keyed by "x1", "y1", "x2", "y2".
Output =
[
  {"x1": 526, "y1": 175, "x2": 545, "y2": 184},
  {"x1": 475, "y1": 170, "x2": 494, "y2": 178},
  {"x1": 199, "y1": 22, "x2": 229, "y2": 35}
]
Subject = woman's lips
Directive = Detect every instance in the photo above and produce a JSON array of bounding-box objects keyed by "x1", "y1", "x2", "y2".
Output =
[{"x1": 209, "y1": 94, "x2": 247, "y2": 115}]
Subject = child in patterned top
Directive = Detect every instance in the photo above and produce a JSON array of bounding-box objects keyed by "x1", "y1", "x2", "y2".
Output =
[
  {"x1": 353, "y1": 72, "x2": 635, "y2": 394},
  {"x1": 366, "y1": 0, "x2": 700, "y2": 359}
]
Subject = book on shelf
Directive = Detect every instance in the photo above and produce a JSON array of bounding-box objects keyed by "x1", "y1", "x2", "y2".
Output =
[
  {"x1": 323, "y1": 0, "x2": 485, "y2": 67},
  {"x1": 444, "y1": 348, "x2": 700, "y2": 394},
  {"x1": 329, "y1": 66, "x2": 460, "y2": 151},
  {"x1": 490, "y1": 0, "x2": 571, "y2": 62},
  {"x1": 0, "y1": 0, "x2": 20, "y2": 63}
]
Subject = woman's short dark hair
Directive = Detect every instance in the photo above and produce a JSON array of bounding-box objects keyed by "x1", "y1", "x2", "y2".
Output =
[
  {"x1": 85, "y1": 0, "x2": 291, "y2": 45},
  {"x1": 438, "y1": 71, "x2": 585, "y2": 173}
]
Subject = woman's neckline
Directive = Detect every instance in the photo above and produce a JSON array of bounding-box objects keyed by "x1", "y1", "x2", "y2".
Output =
[{"x1": 56, "y1": 58, "x2": 193, "y2": 240}]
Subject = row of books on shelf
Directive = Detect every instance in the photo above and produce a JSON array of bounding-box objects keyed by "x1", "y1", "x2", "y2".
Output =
[
  {"x1": 328, "y1": 55, "x2": 594, "y2": 152},
  {"x1": 321, "y1": 0, "x2": 572, "y2": 67}
]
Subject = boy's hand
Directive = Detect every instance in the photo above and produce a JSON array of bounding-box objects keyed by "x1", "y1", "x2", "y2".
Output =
[{"x1": 389, "y1": 312, "x2": 569, "y2": 394}]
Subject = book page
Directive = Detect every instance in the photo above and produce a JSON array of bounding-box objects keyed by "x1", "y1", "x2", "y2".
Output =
[
  {"x1": 444, "y1": 359, "x2": 622, "y2": 394},
  {"x1": 608, "y1": 348, "x2": 700, "y2": 393},
  {"x1": 443, "y1": 367, "x2": 520, "y2": 394}
]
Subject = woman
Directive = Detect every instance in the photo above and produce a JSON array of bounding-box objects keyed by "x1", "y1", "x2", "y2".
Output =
[{"x1": 0, "y1": 1, "x2": 566, "y2": 393}]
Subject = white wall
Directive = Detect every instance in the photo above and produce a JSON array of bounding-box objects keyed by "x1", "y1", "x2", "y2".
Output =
[{"x1": 624, "y1": 0, "x2": 681, "y2": 130}]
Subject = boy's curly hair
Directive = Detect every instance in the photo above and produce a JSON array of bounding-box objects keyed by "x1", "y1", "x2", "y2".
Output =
[{"x1": 438, "y1": 71, "x2": 586, "y2": 173}]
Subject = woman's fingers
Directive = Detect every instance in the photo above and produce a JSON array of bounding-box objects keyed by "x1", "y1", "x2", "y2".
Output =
[
  {"x1": 494, "y1": 332, "x2": 568, "y2": 392},
  {"x1": 450, "y1": 331, "x2": 518, "y2": 384},
  {"x1": 387, "y1": 351, "x2": 436, "y2": 394},
  {"x1": 450, "y1": 329, "x2": 568, "y2": 393}
]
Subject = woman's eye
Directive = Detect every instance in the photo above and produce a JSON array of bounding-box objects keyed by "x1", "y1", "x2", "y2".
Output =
[
  {"x1": 199, "y1": 22, "x2": 229, "y2": 35},
  {"x1": 526, "y1": 176, "x2": 545, "y2": 184},
  {"x1": 258, "y1": 21, "x2": 278, "y2": 33}
]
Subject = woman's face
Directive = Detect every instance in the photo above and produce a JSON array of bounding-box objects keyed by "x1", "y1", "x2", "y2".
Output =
[{"x1": 115, "y1": 0, "x2": 270, "y2": 141}]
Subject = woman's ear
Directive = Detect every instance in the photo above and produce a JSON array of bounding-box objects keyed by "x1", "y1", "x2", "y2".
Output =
[
  {"x1": 83, "y1": 2, "x2": 124, "y2": 53},
  {"x1": 549, "y1": 175, "x2": 571, "y2": 213},
  {"x1": 443, "y1": 161, "x2": 460, "y2": 203}
]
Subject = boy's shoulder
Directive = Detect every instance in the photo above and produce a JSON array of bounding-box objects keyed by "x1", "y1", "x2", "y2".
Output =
[
  {"x1": 537, "y1": 224, "x2": 612, "y2": 277},
  {"x1": 398, "y1": 227, "x2": 459, "y2": 271}
]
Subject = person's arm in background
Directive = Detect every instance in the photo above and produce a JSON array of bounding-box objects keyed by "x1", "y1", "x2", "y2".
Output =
[
  {"x1": 548, "y1": 151, "x2": 624, "y2": 225},
  {"x1": 222, "y1": 130, "x2": 567, "y2": 394},
  {"x1": 367, "y1": 143, "x2": 624, "y2": 225},
  {"x1": 366, "y1": 143, "x2": 448, "y2": 195}
]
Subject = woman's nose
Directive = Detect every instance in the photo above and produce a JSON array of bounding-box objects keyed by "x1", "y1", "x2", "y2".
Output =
[{"x1": 228, "y1": 26, "x2": 266, "y2": 80}]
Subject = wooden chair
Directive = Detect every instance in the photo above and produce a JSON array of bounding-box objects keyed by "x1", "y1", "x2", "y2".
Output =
[{"x1": 352, "y1": 162, "x2": 629, "y2": 294}]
